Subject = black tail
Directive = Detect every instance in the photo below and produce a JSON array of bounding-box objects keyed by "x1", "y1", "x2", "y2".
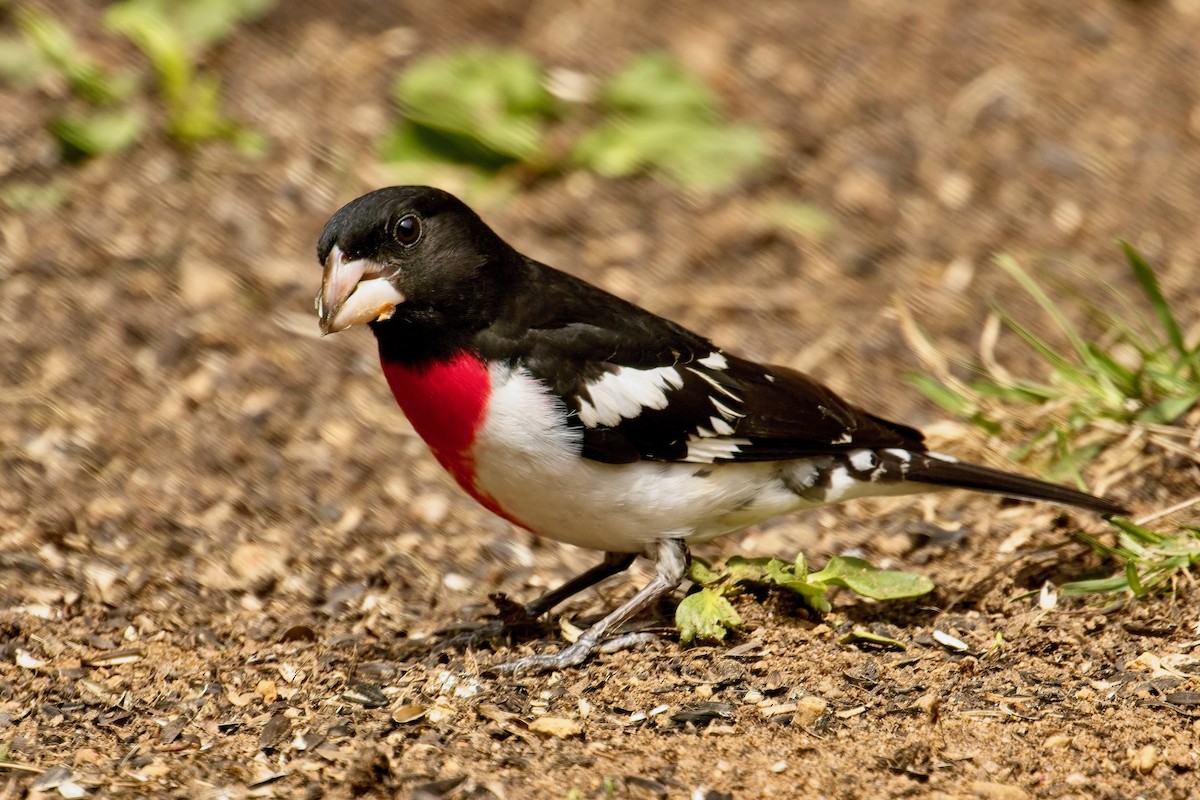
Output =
[{"x1": 908, "y1": 454, "x2": 1128, "y2": 517}]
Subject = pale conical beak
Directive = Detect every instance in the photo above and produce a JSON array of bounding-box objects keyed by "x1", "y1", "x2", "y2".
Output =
[{"x1": 316, "y1": 245, "x2": 405, "y2": 335}]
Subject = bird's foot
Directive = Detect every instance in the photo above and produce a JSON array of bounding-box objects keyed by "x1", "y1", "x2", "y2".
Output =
[
  {"x1": 491, "y1": 638, "x2": 596, "y2": 675},
  {"x1": 425, "y1": 594, "x2": 548, "y2": 661},
  {"x1": 492, "y1": 630, "x2": 660, "y2": 676}
]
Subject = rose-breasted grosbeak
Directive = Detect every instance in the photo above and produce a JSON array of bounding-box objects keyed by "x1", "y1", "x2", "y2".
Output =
[{"x1": 315, "y1": 186, "x2": 1126, "y2": 675}]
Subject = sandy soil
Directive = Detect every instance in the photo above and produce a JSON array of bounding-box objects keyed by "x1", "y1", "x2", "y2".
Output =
[{"x1": 2, "y1": 1, "x2": 1200, "y2": 797}]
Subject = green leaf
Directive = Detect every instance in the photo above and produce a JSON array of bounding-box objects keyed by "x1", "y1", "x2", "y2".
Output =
[
  {"x1": 724, "y1": 554, "x2": 831, "y2": 611},
  {"x1": 48, "y1": 108, "x2": 145, "y2": 159},
  {"x1": 686, "y1": 556, "x2": 727, "y2": 586},
  {"x1": 675, "y1": 588, "x2": 742, "y2": 643},
  {"x1": 576, "y1": 51, "x2": 765, "y2": 190},
  {"x1": 0, "y1": 33, "x2": 49, "y2": 85},
  {"x1": 107, "y1": 3, "x2": 184, "y2": 96},
  {"x1": 808, "y1": 556, "x2": 934, "y2": 601},
  {"x1": 392, "y1": 48, "x2": 554, "y2": 166},
  {"x1": 774, "y1": 577, "x2": 832, "y2": 613},
  {"x1": 599, "y1": 51, "x2": 716, "y2": 120},
  {"x1": 1083, "y1": 342, "x2": 1138, "y2": 396},
  {"x1": 1059, "y1": 575, "x2": 1132, "y2": 596},
  {"x1": 573, "y1": 117, "x2": 764, "y2": 190},
  {"x1": 16, "y1": 9, "x2": 130, "y2": 104},
  {"x1": 654, "y1": 122, "x2": 765, "y2": 190},
  {"x1": 723, "y1": 555, "x2": 778, "y2": 586},
  {"x1": 1125, "y1": 559, "x2": 1146, "y2": 597},
  {"x1": 107, "y1": 0, "x2": 274, "y2": 53}
]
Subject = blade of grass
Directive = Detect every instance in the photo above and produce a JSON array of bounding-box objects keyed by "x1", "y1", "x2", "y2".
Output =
[
  {"x1": 989, "y1": 306, "x2": 1097, "y2": 388},
  {"x1": 994, "y1": 254, "x2": 1096, "y2": 368},
  {"x1": 1120, "y1": 240, "x2": 1189, "y2": 360}
]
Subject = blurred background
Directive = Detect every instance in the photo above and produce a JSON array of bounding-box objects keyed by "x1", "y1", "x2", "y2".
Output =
[{"x1": 1, "y1": 0, "x2": 1199, "y2": 794}]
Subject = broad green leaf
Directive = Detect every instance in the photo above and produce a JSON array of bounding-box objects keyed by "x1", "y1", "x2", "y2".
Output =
[
  {"x1": 0, "y1": 35, "x2": 47, "y2": 85},
  {"x1": 106, "y1": 0, "x2": 274, "y2": 52},
  {"x1": 599, "y1": 51, "x2": 716, "y2": 120},
  {"x1": 686, "y1": 556, "x2": 727, "y2": 586},
  {"x1": 573, "y1": 117, "x2": 763, "y2": 189},
  {"x1": 49, "y1": 109, "x2": 145, "y2": 159},
  {"x1": 676, "y1": 588, "x2": 742, "y2": 643},
  {"x1": 773, "y1": 577, "x2": 832, "y2": 613},
  {"x1": 724, "y1": 554, "x2": 830, "y2": 611},
  {"x1": 724, "y1": 555, "x2": 783, "y2": 586},
  {"x1": 654, "y1": 122, "x2": 765, "y2": 190},
  {"x1": 809, "y1": 556, "x2": 934, "y2": 600},
  {"x1": 393, "y1": 48, "x2": 553, "y2": 166}
]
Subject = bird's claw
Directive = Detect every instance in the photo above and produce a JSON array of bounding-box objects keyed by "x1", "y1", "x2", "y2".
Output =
[
  {"x1": 426, "y1": 621, "x2": 509, "y2": 659},
  {"x1": 424, "y1": 597, "x2": 551, "y2": 663},
  {"x1": 492, "y1": 630, "x2": 661, "y2": 675},
  {"x1": 492, "y1": 639, "x2": 596, "y2": 675}
]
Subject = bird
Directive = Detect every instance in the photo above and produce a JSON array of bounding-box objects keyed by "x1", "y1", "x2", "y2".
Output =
[{"x1": 315, "y1": 185, "x2": 1127, "y2": 675}]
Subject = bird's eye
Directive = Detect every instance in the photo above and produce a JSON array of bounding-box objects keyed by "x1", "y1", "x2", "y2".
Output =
[{"x1": 392, "y1": 215, "x2": 421, "y2": 247}]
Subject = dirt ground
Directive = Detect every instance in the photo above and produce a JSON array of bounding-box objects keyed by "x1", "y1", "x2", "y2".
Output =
[{"x1": 3, "y1": 1, "x2": 1200, "y2": 797}]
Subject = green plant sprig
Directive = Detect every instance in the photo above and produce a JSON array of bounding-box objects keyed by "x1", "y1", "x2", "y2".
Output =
[
  {"x1": 907, "y1": 243, "x2": 1199, "y2": 480},
  {"x1": 676, "y1": 553, "x2": 933, "y2": 643},
  {"x1": 1062, "y1": 515, "x2": 1200, "y2": 597},
  {"x1": 383, "y1": 48, "x2": 767, "y2": 191}
]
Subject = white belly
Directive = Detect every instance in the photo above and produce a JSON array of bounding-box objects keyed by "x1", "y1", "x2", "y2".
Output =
[{"x1": 469, "y1": 366, "x2": 821, "y2": 553}]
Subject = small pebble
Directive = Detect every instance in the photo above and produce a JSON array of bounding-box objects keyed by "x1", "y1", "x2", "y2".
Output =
[{"x1": 1129, "y1": 744, "x2": 1158, "y2": 774}]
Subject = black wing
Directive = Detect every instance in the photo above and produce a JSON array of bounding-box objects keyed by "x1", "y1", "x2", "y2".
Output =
[{"x1": 476, "y1": 258, "x2": 926, "y2": 465}]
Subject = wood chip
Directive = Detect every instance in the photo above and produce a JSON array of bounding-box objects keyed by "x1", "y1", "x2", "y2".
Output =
[
  {"x1": 527, "y1": 717, "x2": 582, "y2": 738},
  {"x1": 259, "y1": 714, "x2": 292, "y2": 751},
  {"x1": 759, "y1": 702, "x2": 797, "y2": 718},
  {"x1": 83, "y1": 649, "x2": 144, "y2": 667}
]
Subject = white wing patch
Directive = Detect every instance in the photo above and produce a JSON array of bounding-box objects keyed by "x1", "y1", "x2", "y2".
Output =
[
  {"x1": 697, "y1": 351, "x2": 728, "y2": 370},
  {"x1": 683, "y1": 435, "x2": 752, "y2": 464},
  {"x1": 578, "y1": 365, "x2": 684, "y2": 428},
  {"x1": 709, "y1": 416, "x2": 735, "y2": 436},
  {"x1": 687, "y1": 367, "x2": 741, "y2": 401},
  {"x1": 848, "y1": 449, "x2": 877, "y2": 472}
]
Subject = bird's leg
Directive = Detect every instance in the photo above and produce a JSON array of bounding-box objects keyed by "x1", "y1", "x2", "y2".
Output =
[
  {"x1": 429, "y1": 551, "x2": 637, "y2": 654},
  {"x1": 523, "y1": 551, "x2": 637, "y2": 617},
  {"x1": 493, "y1": 538, "x2": 689, "y2": 675}
]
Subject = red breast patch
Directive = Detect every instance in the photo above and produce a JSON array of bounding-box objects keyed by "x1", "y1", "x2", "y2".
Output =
[{"x1": 380, "y1": 352, "x2": 525, "y2": 527}]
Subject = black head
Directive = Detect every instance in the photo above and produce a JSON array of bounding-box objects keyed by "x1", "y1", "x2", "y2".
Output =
[{"x1": 316, "y1": 186, "x2": 517, "y2": 339}]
